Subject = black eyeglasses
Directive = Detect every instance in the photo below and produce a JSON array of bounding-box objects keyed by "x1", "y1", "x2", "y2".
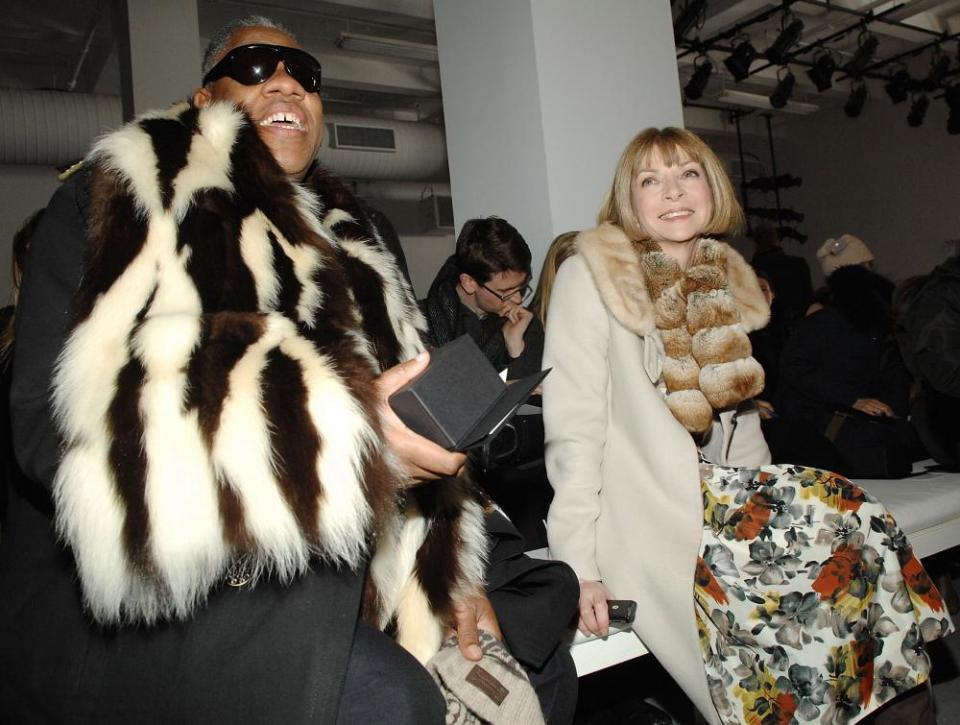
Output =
[
  {"x1": 203, "y1": 44, "x2": 322, "y2": 93},
  {"x1": 480, "y1": 282, "x2": 532, "y2": 303}
]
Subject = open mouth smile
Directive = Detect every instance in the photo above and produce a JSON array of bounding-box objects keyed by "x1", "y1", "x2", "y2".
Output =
[{"x1": 259, "y1": 111, "x2": 306, "y2": 131}]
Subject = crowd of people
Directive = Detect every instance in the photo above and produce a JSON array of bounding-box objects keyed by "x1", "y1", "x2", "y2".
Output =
[{"x1": 0, "y1": 13, "x2": 956, "y2": 725}]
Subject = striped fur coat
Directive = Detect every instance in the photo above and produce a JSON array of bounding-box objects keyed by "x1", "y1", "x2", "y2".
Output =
[{"x1": 51, "y1": 102, "x2": 485, "y2": 663}]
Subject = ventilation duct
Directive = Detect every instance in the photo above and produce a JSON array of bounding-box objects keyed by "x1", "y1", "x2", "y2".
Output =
[
  {"x1": 0, "y1": 90, "x2": 448, "y2": 182},
  {"x1": 0, "y1": 89, "x2": 122, "y2": 166},
  {"x1": 319, "y1": 114, "x2": 446, "y2": 181}
]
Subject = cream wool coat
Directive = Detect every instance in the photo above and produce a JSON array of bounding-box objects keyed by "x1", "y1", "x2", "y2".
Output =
[{"x1": 543, "y1": 224, "x2": 771, "y2": 724}]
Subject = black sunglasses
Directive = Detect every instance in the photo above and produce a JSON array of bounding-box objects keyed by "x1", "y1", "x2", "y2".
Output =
[{"x1": 203, "y1": 44, "x2": 322, "y2": 93}]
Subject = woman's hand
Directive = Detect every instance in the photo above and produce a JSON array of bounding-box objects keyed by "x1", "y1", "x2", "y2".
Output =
[
  {"x1": 853, "y1": 398, "x2": 894, "y2": 417},
  {"x1": 756, "y1": 399, "x2": 776, "y2": 420},
  {"x1": 448, "y1": 590, "x2": 503, "y2": 661},
  {"x1": 577, "y1": 579, "x2": 614, "y2": 637},
  {"x1": 375, "y1": 352, "x2": 467, "y2": 483}
]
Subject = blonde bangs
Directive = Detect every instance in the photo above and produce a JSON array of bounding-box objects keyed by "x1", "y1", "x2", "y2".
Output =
[{"x1": 601, "y1": 127, "x2": 744, "y2": 241}]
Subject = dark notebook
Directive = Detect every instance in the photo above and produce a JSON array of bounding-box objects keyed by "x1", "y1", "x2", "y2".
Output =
[{"x1": 389, "y1": 335, "x2": 550, "y2": 451}]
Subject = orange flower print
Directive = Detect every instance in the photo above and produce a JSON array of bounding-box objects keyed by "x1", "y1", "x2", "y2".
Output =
[
  {"x1": 812, "y1": 544, "x2": 860, "y2": 601},
  {"x1": 695, "y1": 556, "x2": 729, "y2": 605},
  {"x1": 730, "y1": 492, "x2": 772, "y2": 540},
  {"x1": 901, "y1": 553, "x2": 946, "y2": 613}
]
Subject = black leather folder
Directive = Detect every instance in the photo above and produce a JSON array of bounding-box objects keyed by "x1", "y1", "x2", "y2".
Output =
[{"x1": 389, "y1": 335, "x2": 550, "y2": 451}]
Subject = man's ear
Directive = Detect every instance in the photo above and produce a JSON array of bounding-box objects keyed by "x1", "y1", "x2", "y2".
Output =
[
  {"x1": 459, "y1": 273, "x2": 478, "y2": 294},
  {"x1": 193, "y1": 86, "x2": 212, "y2": 108}
]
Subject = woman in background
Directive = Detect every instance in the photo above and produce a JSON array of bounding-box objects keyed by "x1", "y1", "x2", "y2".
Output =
[{"x1": 542, "y1": 127, "x2": 951, "y2": 725}]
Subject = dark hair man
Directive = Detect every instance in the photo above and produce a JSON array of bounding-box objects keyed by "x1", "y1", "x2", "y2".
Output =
[
  {"x1": 424, "y1": 217, "x2": 544, "y2": 379},
  {"x1": 0, "y1": 16, "x2": 494, "y2": 723}
]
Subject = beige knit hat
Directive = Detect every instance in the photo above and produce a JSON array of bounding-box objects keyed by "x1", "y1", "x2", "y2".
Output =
[{"x1": 817, "y1": 234, "x2": 874, "y2": 276}]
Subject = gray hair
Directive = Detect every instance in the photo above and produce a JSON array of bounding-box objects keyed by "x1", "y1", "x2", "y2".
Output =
[{"x1": 201, "y1": 15, "x2": 295, "y2": 78}]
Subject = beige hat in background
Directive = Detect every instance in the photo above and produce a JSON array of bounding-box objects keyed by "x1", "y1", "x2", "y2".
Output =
[{"x1": 817, "y1": 233, "x2": 874, "y2": 276}]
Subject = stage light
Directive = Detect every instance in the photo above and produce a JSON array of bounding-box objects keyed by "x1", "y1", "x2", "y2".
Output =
[
  {"x1": 684, "y1": 55, "x2": 713, "y2": 101},
  {"x1": 724, "y1": 37, "x2": 759, "y2": 82},
  {"x1": 769, "y1": 68, "x2": 796, "y2": 109},
  {"x1": 765, "y1": 18, "x2": 805, "y2": 65},
  {"x1": 945, "y1": 85, "x2": 960, "y2": 135},
  {"x1": 885, "y1": 68, "x2": 911, "y2": 104},
  {"x1": 674, "y1": 0, "x2": 707, "y2": 43},
  {"x1": 844, "y1": 80, "x2": 867, "y2": 118},
  {"x1": 922, "y1": 52, "x2": 951, "y2": 92},
  {"x1": 907, "y1": 93, "x2": 929, "y2": 127},
  {"x1": 806, "y1": 51, "x2": 837, "y2": 92},
  {"x1": 845, "y1": 32, "x2": 878, "y2": 75}
]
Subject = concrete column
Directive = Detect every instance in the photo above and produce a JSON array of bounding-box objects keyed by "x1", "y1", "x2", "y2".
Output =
[
  {"x1": 434, "y1": 0, "x2": 682, "y2": 274},
  {"x1": 114, "y1": 0, "x2": 201, "y2": 119}
]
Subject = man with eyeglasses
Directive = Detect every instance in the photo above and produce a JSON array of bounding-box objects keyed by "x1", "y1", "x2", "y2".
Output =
[
  {"x1": 424, "y1": 217, "x2": 545, "y2": 381},
  {"x1": 0, "y1": 15, "x2": 497, "y2": 724}
]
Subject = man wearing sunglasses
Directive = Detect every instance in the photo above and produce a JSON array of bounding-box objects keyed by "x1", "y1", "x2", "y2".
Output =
[
  {"x1": 1, "y1": 15, "x2": 499, "y2": 725},
  {"x1": 424, "y1": 216, "x2": 545, "y2": 381}
]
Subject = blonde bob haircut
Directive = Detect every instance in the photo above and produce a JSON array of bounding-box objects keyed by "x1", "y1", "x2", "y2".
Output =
[{"x1": 598, "y1": 127, "x2": 744, "y2": 242}]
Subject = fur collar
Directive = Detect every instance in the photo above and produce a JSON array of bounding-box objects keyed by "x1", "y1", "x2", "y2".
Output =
[
  {"x1": 51, "y1": 103, "x2": 485, "y2": 663},
  {"x1": 577, "y1": 223, "x2": 769, "y2": 433}
]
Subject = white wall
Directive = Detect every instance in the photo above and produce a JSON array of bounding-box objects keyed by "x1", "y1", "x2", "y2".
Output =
[
  {"x1": 0, "y1": 165, "x2": 61, "y2": 304},
  {"x1": 778, "y1": 97, "x2": 960, "y2": 285},
  {"x1": 434, "y1": 0, "x2": 683, "y2": 279}
]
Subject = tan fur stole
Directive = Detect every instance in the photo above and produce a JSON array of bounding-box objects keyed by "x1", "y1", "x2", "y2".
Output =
[{"x1": 639, "y1": 238, "x2": 765, "y2": 434}]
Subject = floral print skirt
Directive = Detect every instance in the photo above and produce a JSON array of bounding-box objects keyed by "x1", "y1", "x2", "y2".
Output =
[{"x1": 694, "y1": 462, "x2": 954, "y2": 724}]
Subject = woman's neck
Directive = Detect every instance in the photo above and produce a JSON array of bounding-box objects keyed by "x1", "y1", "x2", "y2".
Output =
[{"x1": 656, "y1": 238, "x2": 700, "y2": 270}]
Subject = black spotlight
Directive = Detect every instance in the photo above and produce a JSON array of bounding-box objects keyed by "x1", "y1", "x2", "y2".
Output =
[
  {"x1": 674, "y1": 0, "x2": 707, "y2": 43},
  {"x1": 922, "y1": 52, "x2": 951, "y2": 92},
  {"x1": 845, "y1": 32, "x2": 878, "y2": 74},
  {"x1": 724, "y1": 37, "x2": 759, "y2": 82},
  {"x1": 765, "y1": 18, "x2": 805, "y2": 65},
  {"x1": 684, "y1": 56, "x2": 713, "y2": 100},
  {"x1": 885, "y1": 68, "x2": 911, "y2": 104},
  {"x1": 907, "y1": 93, "x2": 929, "y2": 127},
  {"x1": 844, "y1": 80, "x2": 867, "y2": 118},
  {"x1": 806, "y1": 51, "x2": 837, "y2": 92},
  {"x1": 769, "y1": 68, "x2": 796, "y2": 109},
  {"x1": 946, "y1": 85, "x2": 960, "y2": 135}
]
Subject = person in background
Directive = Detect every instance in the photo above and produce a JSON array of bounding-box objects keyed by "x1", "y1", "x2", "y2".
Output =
[
  {"x1": 0, "y1": 210, "x2": 43, "y2": 534},
  {"x1": 423, "y1": 216, "x2": 543, "y2": 379},
  {"x1": 750, "y1": 224, "x2": 813, "y2": 331},
  {"x1": 897, "y1": 258, "x2": 960, "y2": 470},
  {"x1": 778, "y1": 264, "x2": 923, "y2": 477},
  {"x1": 0, "y1": 16, "x2": 493, "y2": 723},
  {"x1": 529, "y1": 231, "x2": 579, "y2": 329},
  {"x1": 543, "y1": 126, "x2": 951, "y2": 725}
]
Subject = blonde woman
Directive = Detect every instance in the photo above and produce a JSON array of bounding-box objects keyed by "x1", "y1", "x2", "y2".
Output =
[
  {"x1": 530, "y1": 231, "x2": 579, "y2": 328},
  {"x1": 543, "y1": 127, "x2": 951, "y2": 724}
]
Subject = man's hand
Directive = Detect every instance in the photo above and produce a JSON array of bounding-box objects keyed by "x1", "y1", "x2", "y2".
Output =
[
  {"x1": 500, "y1": 303, "x2": 533, "y2": 358},
  {"x1": 853, "y1": 398, "x2": 894, "y2": 417},
  {"x1": 449, "y1": 591, "x2": 503, "y2": 661},
  {"x1": 376, "y1": 352, "x2": 467, "y2": 483},
  {"x1": 578, "y1": 579, "x2": 614, "y2": 637}
]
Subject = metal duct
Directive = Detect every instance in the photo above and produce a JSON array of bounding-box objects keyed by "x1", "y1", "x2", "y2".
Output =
[
  {"x1": 0, "y1": 90, "x2": 447, "y2": 182},
  {"x1": 319, "y1": 113, "x2": 447, "y2": 181},
  {"x1": 350, "y1": 180, "x2": 451, "y2": 202},
  {"x1": 0, "y1": 89, "x2": 121, "y2": 166}
]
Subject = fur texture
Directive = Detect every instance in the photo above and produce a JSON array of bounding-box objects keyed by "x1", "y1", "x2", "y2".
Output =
[
  {"x1": 576, "y1": 224, "x2": 769, "y2": 434},
  {"x1": 52, "y1": 102, "x2": 484, "y2": 662}
]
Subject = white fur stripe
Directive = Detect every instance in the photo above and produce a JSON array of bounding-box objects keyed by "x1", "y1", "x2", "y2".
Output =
[{"x1": 211, "y1": 315, "x2": 309, "y2": 579}]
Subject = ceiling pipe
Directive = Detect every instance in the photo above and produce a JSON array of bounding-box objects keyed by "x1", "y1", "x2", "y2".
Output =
[{"x1": 0, "y1": 89, "x2": 448, "y2": 183}]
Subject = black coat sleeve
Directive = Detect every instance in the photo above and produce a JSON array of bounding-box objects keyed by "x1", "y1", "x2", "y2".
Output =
[
  {"x1": 9, "y1": 174, "x2": 89, "y2": 491},
  {"x1": 506, "y1": 314, "x2": 545, "y2": 380},
  {"x1": 779, "y1": 311, "x2": 862, "y2": 410}
]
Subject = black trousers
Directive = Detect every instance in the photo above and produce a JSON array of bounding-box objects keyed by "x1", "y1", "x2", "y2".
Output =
[{"x1": 335, "y1": 621, "x2": 445, "y2": 724}]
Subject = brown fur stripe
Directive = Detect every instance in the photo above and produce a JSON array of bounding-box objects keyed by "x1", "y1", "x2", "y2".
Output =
[
  {"x1": 108, "y1": 355, "x2": 153, "y2": 578},
  {"x1": 141, "y1": 108, "x2": 196, "y2": 210},
  {"x1": 260, "y1": 348, "x2": 323, "y2": 544},
  {"x1": 73, "y1": 169, "x2": 150, "y2": 325}
]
